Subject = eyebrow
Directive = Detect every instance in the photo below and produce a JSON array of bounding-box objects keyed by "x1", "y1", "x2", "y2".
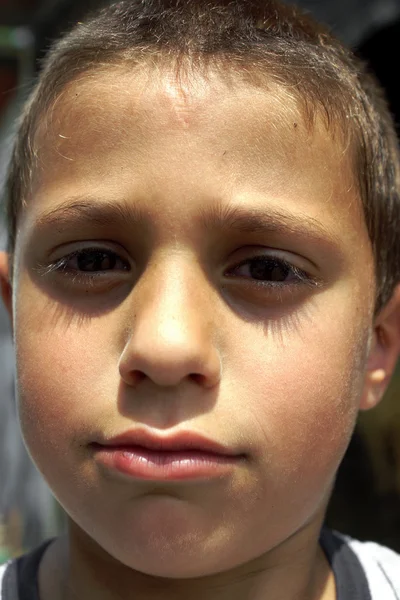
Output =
[
  {"x1": 35, "y1": 198, "x2": 149, "y2": 230},
  {"x1": 197, "y1": 202, "x2": 338, "y2": 245},
  {"x1": 34, "y1": 196, "x2": 337, "y2": 246}
]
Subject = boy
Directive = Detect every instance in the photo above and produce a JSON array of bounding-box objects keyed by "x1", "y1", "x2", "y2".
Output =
[{"x1": 1, "y1": 0, "x2": 400, "y2": 598}]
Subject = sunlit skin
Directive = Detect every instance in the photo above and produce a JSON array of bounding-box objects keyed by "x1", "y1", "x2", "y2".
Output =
[{"x1": 1, "y1": 66, "x2": 400, "y2": 600}]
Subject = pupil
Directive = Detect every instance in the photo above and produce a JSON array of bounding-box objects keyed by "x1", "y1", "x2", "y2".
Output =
[
  {"x1": 250, "y1": 258, "x2": 289, "y2": 282},
  {"x1": 77, "y1": 251, "x2": 116, "y2": 271}
]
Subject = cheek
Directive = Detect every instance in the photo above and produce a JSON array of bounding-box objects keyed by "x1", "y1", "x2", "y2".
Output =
[
  {"x1": 14, "y1": 304, "x2": 117, "y2": 467},
  {"x1": 228, "y1": 302, "x2": 369, "y2": 492}
]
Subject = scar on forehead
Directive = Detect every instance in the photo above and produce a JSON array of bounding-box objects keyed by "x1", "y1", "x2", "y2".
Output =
[{"x1": 160, "y1": 75, "x2": 203, "y2": 128}]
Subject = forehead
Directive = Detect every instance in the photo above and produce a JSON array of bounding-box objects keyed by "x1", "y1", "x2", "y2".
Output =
[
  {"x1": 36, "y1": 66, "x2": 351, "y2": 177},
  {"x1": 31, "y1": 66, "x2": 365, "y2": 246}
]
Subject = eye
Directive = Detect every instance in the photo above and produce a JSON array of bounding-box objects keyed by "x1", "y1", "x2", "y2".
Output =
[
  {"x1": 225, "y1": 255, "x2": 311, "y2": 285},
  {"x1": 44, "y1": 247, "x2": 130, "y2": 278},
  {"x1": 239, "y1": 257, "x2": 291, "y2": 282},
  {"x1": 67, "y1": 249, "x2": 129, "y2": 273}
]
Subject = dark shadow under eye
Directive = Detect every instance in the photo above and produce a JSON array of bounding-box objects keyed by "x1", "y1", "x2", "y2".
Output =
[
  {"x1": 76, "y1": 250, "x2": 126, "y2": 272},
  {"x1": 249, "y1": 258, "x2": 290, "y2": 282}
]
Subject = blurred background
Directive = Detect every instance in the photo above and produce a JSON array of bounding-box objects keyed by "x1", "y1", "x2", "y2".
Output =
[{"x1": 1, "y1": 0, "x2": 400, "y2": 560}]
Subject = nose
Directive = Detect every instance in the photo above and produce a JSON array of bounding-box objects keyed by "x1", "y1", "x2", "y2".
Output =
[{"x1": 118, "y1": 260, "x2": 221, "y2": 389}]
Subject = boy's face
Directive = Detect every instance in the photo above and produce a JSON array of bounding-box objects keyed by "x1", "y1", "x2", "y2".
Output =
[{"x1": 0, "y1": 69, "x2": 388, "y2": 576}]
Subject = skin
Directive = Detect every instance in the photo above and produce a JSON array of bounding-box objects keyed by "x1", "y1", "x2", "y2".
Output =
[{"x1": 1, "y1": 67, "x2": 400, "y2": 600}]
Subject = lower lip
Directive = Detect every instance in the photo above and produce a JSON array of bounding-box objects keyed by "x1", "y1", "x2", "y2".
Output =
[{"x1": 92, "y1": 445, "x2": 240, "y2": 481}]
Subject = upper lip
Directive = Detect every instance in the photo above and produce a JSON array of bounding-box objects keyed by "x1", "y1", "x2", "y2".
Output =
[{"x1": 94, "y1": 429, "x2": 238, "y2": 456}]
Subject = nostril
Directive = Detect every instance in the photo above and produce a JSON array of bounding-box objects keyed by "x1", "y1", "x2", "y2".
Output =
[
  {"x1": 130, "y1": 370, "x2": 147, "y2": 386},
  {"x1": 190, "y1": 373, "x2": 206, "y2": 385}
]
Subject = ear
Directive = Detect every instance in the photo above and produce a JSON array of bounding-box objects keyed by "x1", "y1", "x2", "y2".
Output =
[
  {"x1": 0, "y1": 251, "x2": 13, "y2": 319},
  {"x1": 360, "y1": 284, "x2": 400, "y2": 411}
]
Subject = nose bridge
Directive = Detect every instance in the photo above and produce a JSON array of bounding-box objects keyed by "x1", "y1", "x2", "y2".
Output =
[
  {"x1": 119, "y1": 253, "x2": 220, "y2": 388},
  {"x1": 142, "y1": 253, "x2": 209, "y2": 335}
]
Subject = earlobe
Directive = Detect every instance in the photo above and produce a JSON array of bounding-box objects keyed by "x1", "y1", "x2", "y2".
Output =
[
  {"x1": 360, "y1": 285, "x2": 400, "y2": 411},
  {"x1": 0, "y1": 251, "x2": 13, "y2": 319}
]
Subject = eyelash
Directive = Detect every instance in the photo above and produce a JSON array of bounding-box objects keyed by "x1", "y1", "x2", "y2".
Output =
[
  {"x1": 225, "y1": 255, "x2": 316, "y2": 288},
  {"x1": 40, "y1": 248, "x2": 130, "y2": 284},
  {"x1": 42, "y1": 247, "x2": 318, "y2": 289}
]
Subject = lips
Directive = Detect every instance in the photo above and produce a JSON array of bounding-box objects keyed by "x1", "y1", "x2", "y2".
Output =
[
  {"x1": 91, "y1": 428, "x2": 243, "y2": 481},
  {"x1": 94, "y1": 428, "x2": 238, "y2": 456}
]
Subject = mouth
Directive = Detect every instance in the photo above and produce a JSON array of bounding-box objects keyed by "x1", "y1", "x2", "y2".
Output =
[{"x1": 90, "y1": 429, "x2": 244, "y2": 481}]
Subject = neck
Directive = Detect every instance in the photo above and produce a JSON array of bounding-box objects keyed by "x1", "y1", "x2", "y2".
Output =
[{"x1": 39, "y1": 518, "x2": 336, "y2": 600}]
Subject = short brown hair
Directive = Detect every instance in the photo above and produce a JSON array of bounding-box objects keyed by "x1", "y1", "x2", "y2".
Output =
[{"x1": 4, "y1": 0, "x2": 400, "y2": 311}]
